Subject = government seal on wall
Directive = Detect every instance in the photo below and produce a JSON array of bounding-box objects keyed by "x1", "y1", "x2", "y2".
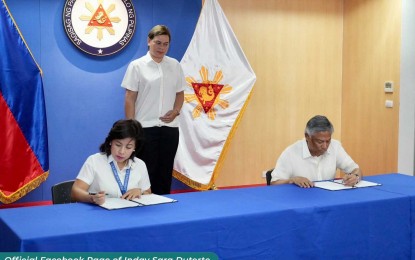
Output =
[{"x1": 63, "y1": 0, "x2": 136, "y2": 56}]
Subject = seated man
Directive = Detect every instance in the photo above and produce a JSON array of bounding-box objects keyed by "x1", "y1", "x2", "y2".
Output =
[{"x1": 270, "y1": 115, "x2": 362, "y2": 188}]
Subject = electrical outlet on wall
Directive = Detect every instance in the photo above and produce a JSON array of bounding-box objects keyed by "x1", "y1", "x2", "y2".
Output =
[{"x1": 384, "y1": 81, "x2": 394, "y2": 93}]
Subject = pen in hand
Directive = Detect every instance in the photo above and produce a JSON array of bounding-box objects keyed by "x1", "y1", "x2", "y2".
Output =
[
  {"x1": 89, "y1": 192, "x2": 109, "y2": 196},
  {"x1": 342, "y1": 173, "x2": 358, "y2": 187},
  {"x1": 88, "y1": 191, "x2": 108, "y2": 205}
]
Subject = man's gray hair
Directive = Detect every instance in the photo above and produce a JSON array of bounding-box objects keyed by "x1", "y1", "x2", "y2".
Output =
[{"x1": 305, "y1": 115, "x2": 334, "y2": 136}]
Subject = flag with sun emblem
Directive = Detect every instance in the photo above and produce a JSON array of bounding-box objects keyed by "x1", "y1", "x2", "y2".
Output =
[
  {"x1": 173, "y1": 0, "x2": 256, "y2": 190},
  {"x1": 0, "y1": 0, "x2": 49, "y2": 203}
]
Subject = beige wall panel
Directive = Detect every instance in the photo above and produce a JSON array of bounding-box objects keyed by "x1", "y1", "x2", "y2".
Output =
[
  {"x1": 342, "y1": 0, "x2": 401, "y2": 176},
  {"x1": 215, "y1": 0, "x2": 344, "y2": 187}
]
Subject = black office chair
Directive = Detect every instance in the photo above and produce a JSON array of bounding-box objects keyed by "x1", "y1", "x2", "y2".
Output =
[
  {"x1": 51, "y1": 180, "x2": 75, "y2": 204},
  {"x1": 266, "y1": 169, "x2": 274, "y2": 186}
]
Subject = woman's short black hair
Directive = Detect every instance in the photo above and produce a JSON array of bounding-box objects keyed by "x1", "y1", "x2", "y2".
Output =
[
  {"x1": 99, "y1": 119, "x2": 144, "y2": 160},
  {"x1": 148, "y1": 24, "x2": 171, "y2": 41}
]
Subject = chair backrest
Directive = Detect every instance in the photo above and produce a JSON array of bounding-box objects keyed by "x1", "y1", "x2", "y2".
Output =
[
  {"x1": 51, "y1": 180, "x2": 75, "y2": 204},
  {"x1": 266, "y1": 169, "x2": 273, "y2": 186}
]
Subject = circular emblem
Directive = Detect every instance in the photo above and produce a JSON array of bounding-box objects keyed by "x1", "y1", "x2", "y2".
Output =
[{"x1": 63, "y1": 0, "x2": 136, "y2": 56}]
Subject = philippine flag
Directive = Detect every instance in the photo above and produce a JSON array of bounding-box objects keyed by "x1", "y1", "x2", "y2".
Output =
[{"x1": 0, "y1": 0, "x2": 49, "y2": 204}]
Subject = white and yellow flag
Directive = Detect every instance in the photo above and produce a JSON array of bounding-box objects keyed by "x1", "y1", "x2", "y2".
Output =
[{"x1": 173, "y1": 0, "x2": 256, "y2": 190}]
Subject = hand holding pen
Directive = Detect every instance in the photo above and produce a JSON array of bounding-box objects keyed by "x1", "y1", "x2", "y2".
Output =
[
  {"x1": 89, "y1": 191, "x2": 107, "y2": 205},
  {"x1": 342, "y1": 171, "x2": 361, "y2": 187}
]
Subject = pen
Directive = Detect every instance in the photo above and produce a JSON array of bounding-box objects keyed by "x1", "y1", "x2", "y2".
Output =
[
  {"x1": 89, "y1": 192, "x2": 109, "y2": 195},
  {"x1": 342, "y1": 173, "x2": 359, "y2": 187}
]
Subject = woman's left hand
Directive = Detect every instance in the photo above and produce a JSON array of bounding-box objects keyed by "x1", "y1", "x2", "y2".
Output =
[{"x1": 121, "y1": 188, "x2": 142, "y2": 200}]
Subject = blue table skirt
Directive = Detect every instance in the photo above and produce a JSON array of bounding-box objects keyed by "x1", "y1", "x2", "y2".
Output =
[{"x1": 0, "y1": 174, "x2": 413, "y2": 259}]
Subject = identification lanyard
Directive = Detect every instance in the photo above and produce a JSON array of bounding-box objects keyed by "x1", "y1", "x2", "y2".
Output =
[{"x1": 110, "y1": 161, "x2": 130, "y2": 195}]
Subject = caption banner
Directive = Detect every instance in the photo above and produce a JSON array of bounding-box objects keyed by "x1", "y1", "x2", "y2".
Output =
[{"x1": 0, "y1": 253, "x2": 218, "y2": 260}]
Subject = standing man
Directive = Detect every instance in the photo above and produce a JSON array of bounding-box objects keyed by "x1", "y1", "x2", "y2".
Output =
[
  {"x1": 270, "y1": 115, "x2": 362, "y2": 188},
  {"x1": 121, "y1": 25, "x2": 185, "y2": 194}
]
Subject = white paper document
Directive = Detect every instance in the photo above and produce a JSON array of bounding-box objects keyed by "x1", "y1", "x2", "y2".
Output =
[
  {"x1": 99, "y1": 194, "x2": 177, "y2": 210},
  {"x1": 99, "y1": 198, "x2": 141, "y2": 210},
  {"x1": 132, "y1": 194, "x2": 177, "y2": 206},
  {"x1": 314, "y1": 179, "x2": 381, "y2": 191}
]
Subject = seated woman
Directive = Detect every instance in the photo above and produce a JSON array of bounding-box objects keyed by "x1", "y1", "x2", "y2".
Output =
[{"x1": 72, "y1": 119, "x2": 151, "y2": 205}]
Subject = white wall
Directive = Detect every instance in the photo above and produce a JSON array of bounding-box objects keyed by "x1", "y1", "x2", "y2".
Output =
[{"x1": 398, "y1": 0, "x2": 415, "y2": 175}]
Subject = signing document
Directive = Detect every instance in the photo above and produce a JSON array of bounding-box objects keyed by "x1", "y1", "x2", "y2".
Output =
[
  {"x1": 99, "y1": 194, "x2": 177, "y2": 210},
  {"x1": 314, "y1": 179, "x2": 381, "y2": 191}
]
